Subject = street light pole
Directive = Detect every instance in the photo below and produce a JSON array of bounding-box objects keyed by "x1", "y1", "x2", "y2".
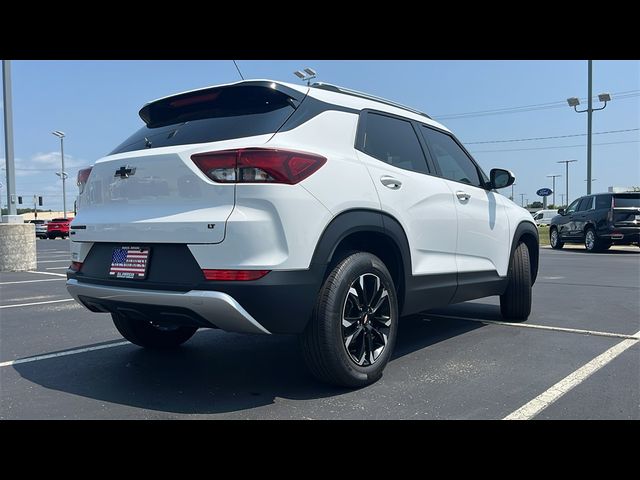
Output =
[
  {"x1": 519, "y1": 193, "x2": 526, "y2": 207},
  {"x1": 2, "y1": 60, "x2": 17, "y2": 219},
  {"x1": 587, "y1": 60, "x2": 593, "y2": 194},
  {"x1": 546, "y1": 174, "x2": 562, "y2": 207},
  {"x1": 557, "y1": 159, "x2": 577, "y2": 207},
  {"x1": 52, "y1": 131, "x2": 67, "y2": 219},
  {"x1": 566, "y1": 61, "x2": 610, "y2": 196}
]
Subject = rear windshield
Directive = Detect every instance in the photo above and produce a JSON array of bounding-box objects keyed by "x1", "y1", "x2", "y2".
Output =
[
  {"x1": 110, "y1": 86, "x2": 297, "y2": 155},
  {"x1": 51, "y1": 218, "x2": 69, "y2": 222},
  {"x1": 613, "y1": 194, "x2": 640, "y2": 207}
]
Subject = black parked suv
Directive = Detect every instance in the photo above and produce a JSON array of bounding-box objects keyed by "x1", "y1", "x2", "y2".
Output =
[{"x1": 549, "y1": 192, "x2": 640, "y2": 252}]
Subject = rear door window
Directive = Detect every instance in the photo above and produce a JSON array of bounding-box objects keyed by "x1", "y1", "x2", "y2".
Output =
[
  {"x1": 359, "y1": 112, "x2": 430, "y2": 174},
  {"x1": 111, "y1": 85, "x2": 298, "y2": 154},
  {"x1": 577, "y1": 196, "x2": 594, "y2": 211}
]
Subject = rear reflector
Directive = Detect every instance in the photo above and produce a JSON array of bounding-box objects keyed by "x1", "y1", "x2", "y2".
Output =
[
  {"x1": 192, "y1": 148, "x2": 326, "y2": 185},
  {"x1": 202, "y1": 269, "x2": 270, "y2": 281},
  {"x1": 70, "y1": 261, "x2": 83, "y2": 272}
]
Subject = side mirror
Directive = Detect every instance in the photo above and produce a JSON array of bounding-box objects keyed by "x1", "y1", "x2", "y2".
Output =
[
  {"x1": 489, "y1": 168, "x2": 515, "y2": 190},
  {"x1": 557, "y1": 208, "x2": 565, "y2": 215}
]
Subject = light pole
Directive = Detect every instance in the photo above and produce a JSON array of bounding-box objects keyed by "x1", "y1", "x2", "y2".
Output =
[
  {"x1": 566, "y1": 60, "x2": 610, "y2": 195},
  {"x1": 51, "y1": 130, "x2": 67, "y2": 218},
  {"x1": 510, "y1": 183, "x2": 516, "y2": 201},
  {"x1": 546, "y1": 174, "x2": 562, "y2": 207},
  {"x1": 3, "y1": 60, "x2": 18, "y2": 220},
  {"x1": 557, "y1": 159, "x2": 577, "y2": 207},
  {"x1": 559, "y1": 193, "x2": 565, "y2": 207},
  {"x1": 519, "y1": 193, "x2": 526, "y2": 207}
]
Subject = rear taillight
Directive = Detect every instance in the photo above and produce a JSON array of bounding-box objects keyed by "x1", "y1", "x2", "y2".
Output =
[
  {"x1": 69, "y1": 261, "x2": 83, "y2": 272},
  {"x1": 191, "y1": 148, "x2": 326, "y2": 185},
  {"x1": 202, "y1": 269, "x2": 270, "y2": 281},
  {"x1": 77, "y1": 167, "x2": 93, "y2": 194}
]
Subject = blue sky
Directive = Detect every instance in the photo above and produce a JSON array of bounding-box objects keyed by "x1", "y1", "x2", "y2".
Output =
[{"x1": 1, "y1": 60, "x2": 639, "y2": 211}]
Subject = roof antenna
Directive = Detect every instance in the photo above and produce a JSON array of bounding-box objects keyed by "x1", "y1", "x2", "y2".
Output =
[
  {"x1": 232, "y1": 60, "x2": 245, "y2": 80},
  {"x1": 293, "y1": 67, "x2": 317, "y2": 86}
]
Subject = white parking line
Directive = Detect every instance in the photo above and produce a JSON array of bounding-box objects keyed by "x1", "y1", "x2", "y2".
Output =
[
  {"x1": 426, "y1": 314, "x2": 640, "y2": 340},
  {"x1": 26, "y1": 271, "x2": 66, "y2": 277},
  {"x1": 504, "y1": 331, "x2": 639, "y2": 420},
  {"x1": 0, "y1": 341, "x2": 131, "y2": 368},
  {"x1": 0, "y1": 298, "x2": 74, "y2": 309},
  {"x1": 0, "y1": 278, "x2": 66, "y2": 285},
  {"x1": 37, "y1": 260, "x2": 70, "y2": 264}
]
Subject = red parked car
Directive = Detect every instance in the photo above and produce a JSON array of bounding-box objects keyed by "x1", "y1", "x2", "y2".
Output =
[{"x1": 47, "y1": 217, "x2": 73, "y2": 239}]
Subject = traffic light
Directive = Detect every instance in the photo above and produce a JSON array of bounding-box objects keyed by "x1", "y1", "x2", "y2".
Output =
[
  {"x1": 38, "y1": 196, "x2": 43, "y2": 206},
  {"x1": 18, "y1": 196, "x2": 22, "y2": 204}
]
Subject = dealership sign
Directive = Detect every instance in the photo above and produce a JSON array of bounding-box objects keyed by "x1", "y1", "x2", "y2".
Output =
[{"x1": 536, "y1": 188, "x2": 553, "y2": 197}]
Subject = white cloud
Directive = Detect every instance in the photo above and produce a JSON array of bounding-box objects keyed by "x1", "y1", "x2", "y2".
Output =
[{"x1": 2, "y1": 151, "x2": 88, "y2": 178}]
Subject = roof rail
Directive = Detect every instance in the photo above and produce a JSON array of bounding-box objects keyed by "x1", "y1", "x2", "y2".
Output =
[{"x1": 311, "y1": 82, "x2": 432, "y2": 120}]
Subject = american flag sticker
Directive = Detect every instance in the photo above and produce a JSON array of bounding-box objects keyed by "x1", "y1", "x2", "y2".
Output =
[{"x1": 109, "y1": 246, "x2": 150, "y2": 279}]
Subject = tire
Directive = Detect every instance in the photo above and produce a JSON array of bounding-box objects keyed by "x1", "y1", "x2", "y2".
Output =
[
  {"x1": 300, "y1": 252, "x2": 399, "y2": 388},
  {"x1": 584, "y1": 227, "x2": 606, "y2": 253},
  {"x1": 500, "y1": 242, "x2": 532, "y2": 321},
  {"x1": 549, "y1": 227, "x2": 564, "y2": 249},
  {"x1": 112, "y1": 313, "x2": 197, "y2": 349}
]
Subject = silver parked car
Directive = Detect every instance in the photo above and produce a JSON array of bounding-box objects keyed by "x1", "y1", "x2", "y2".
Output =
[{"x1": 26, "y1": 219, "x2": 48, "y2": 239}]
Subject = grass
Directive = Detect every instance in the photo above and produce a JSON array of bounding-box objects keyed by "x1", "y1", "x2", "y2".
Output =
[{"x1": 537, "y1": 225, "x2": 550, "y2": 246}]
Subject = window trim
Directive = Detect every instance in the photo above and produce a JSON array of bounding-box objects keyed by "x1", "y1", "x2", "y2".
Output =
[
  {"x1": 417, "y1": 123, "x2": 490, "y2": 190},
  {"x1": 354, "y1": 109, "x2": 436, "y2": 175}
]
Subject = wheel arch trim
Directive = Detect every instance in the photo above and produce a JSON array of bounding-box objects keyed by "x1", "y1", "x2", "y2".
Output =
[{"x1": 511, "y1": 221, "x2": 539, "y2": 284}]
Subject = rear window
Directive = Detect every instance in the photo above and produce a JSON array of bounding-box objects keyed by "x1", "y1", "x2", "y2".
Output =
[
  {"x1": 613, "y1": 194, "x2": 640, "y2": 207},
  {"x1": 51, "y1": 218, "x2": 69, "y2": 222},
  {"x1": 110, "y1": 85, "x2": 298, "y2": 155}
]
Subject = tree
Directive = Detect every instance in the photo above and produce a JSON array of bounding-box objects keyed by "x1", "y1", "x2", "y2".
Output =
[{"x1": 530, "y1": 201, "x2": 543, "y2": 209}]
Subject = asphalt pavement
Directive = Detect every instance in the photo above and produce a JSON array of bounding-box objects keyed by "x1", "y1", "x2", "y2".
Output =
[{"x1": 1, "y1": 239, "x2": 638, "y2": 419}]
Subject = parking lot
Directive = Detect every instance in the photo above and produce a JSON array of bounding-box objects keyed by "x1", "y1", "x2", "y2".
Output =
[{"x1": 0, "y1": 239, "x2": 638, "y2": 419}]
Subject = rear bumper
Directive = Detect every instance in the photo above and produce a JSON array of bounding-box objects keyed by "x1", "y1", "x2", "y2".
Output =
[
  {"x1": 67, "y1": 278, "x2": 270, "y2": 334},
  {"x1": 601, "y1": 227, "x2": 640, "y2": 243},
  {"x1": 67, "y1": 262, "x2": 325, "y2": 334}
]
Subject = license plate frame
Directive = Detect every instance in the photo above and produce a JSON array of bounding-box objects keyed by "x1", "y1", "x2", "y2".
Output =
[{"x1": 109, "y1": 246, "x2": 151, "y2": 280}]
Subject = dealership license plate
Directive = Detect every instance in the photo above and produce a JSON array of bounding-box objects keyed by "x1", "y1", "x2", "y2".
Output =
[{"x1": 109, "y1": 246, "x2": 151, "y2": 279}]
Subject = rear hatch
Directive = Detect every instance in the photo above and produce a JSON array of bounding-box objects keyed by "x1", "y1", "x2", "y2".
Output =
[
  {"x1": 612, "y1": 193, "x2": 640, "y2": 225},
  {"x1": 72, "y1": 81, "x2": 307, "y2": 244}
]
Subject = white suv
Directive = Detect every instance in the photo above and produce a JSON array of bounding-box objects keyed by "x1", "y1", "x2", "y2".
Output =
[{"x1": 67, "y1": 80, "x2": 538, "y2": 387}]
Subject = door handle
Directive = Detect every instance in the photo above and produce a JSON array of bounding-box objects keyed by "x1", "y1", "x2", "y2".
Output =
[
  {"x1": 380, "y1": 176, "x2": 402, "y2": 190},
  {"x1": 456, "y1": 191, "x2": 471, "y2": 201}
]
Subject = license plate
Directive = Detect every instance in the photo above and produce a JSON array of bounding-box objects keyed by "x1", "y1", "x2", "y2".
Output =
[
  {"x1": 109, "y1": 246, "x2": 150, "y2": 279},
  {"x1": 636, "y1": 215, "x2": 640, "y2": 221}
]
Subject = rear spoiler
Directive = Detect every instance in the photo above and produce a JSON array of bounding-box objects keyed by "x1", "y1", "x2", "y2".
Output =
[{"x1": 139, "y1": 80, "x2": 307, "y2": 128}]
